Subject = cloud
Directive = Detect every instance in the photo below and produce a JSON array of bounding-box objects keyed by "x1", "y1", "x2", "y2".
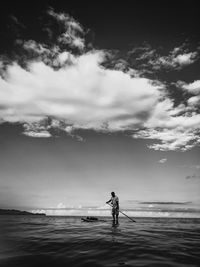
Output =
[
  {"x1": 24, "y1": 131, "x2": 51, "y2": 138},
  {"x1": 192, "y1": 165, "x2": 200, "y2": 170},
  {"x1": 0, "y1": 51, "x2": 163, "y2": 131},
  {"x1": 23, "y1": 121, "x2": 52, "y2": 137},
  {"x1": 133, "y1": 122, "x2": 200, "y2": 151},
  {"x1": 9, "y1": 15, "x2": 26, "y2": 29},
  {"x1": 140, "y1": 201, "x2": 190, "y2": 205},
  {"x1": 188, "y1": 95, "x2": 200, "y2": 106},
  {"x1": 57, "y1": 202, "x2": 66, "y2": 209},
  {"x1": 186, "y1": 174, "x2": 200, "y2": 180},
  {"x1": 176, "y1": 80, "x2": 200, "y2": 107},
  {"x1": 31, "y1": 205, "x2": 200, "y2": 217},
  {"x1": 47, "y1": 8, "x2": 85, "y2": 50},
  {"x1": 31, "y1": 209, "x2": 46, "y2": 214},
  {"x1": 177, "y1": 80, "x2": 200, "y2": 95},
  {"x1": 159, "y1": 158, "x2": 167, "y2": 163},
  {"x1": 0, "y1": 10, "x2": 200, "y2": 151},
  {"x1": 129, "y1": 44, "x2": 198, "y2": 72},
  {"x1": 96, "y1": 204, "x2": 108, "y2": 210},
  {"x1": 152, "y1": 52, "x2": 197, "y2": 70}
]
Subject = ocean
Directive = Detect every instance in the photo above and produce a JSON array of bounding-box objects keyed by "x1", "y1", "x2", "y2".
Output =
[{"x1": 0, "y1": 215, "x2": 200, "y2": 267}]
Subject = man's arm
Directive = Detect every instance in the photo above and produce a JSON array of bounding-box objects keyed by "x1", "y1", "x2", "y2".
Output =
[{"x1": 106, "y1": 199, "x2": 111, "y2": 204}]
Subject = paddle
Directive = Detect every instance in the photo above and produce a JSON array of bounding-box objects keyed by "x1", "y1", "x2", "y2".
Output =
[{"x1": 107, "y1": 203, "x2": 136, "y2": 223}]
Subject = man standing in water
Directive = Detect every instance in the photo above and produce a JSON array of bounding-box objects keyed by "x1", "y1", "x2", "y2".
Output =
[{"x1": 106, "y1": 192, "x2": 119, "y2": 225}]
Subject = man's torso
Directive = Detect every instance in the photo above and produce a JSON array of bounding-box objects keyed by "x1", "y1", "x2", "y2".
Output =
[{"x1": 111, "y1": 196, "x2": 119, "y2": 208}]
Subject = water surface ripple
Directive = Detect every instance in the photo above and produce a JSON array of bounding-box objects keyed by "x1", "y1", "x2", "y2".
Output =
[{"x1": 0, "y1": 216, "x2": 200, "y2": 267}]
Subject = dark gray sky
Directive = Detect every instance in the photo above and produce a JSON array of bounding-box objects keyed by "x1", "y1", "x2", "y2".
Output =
[{"x1": 0, "y1": 1, "x2": 200, "y2": 215}]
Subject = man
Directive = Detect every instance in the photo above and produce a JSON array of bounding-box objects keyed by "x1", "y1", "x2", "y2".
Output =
[{"x1": 106, "y1": 191, "x2": 119, "y2": 224}]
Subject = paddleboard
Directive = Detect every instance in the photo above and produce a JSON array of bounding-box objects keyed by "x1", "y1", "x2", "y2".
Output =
[{"x1": 81, "y1": 217, "x2": 107, "y2": 222}]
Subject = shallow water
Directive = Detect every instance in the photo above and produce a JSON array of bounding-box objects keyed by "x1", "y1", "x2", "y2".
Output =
[{"x1": 0, "y1": 216, "x2": 200, "y2": 267}]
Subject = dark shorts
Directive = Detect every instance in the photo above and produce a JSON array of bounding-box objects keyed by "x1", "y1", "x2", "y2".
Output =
[{"x1": 112, "y1": 208, "x2": 119, "y2": 216}]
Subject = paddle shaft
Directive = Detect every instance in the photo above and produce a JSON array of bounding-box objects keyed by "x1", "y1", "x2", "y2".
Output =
[{"x1": 107, "y1": 203, "x2": 136, "y2": 223}]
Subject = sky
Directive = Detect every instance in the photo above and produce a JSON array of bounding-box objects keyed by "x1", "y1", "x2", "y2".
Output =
[{"x1": 0, "y1": 1, "x2": 200, "y2": 217}]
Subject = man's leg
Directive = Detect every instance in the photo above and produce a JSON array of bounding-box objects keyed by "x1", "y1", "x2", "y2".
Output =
[
  {"x1": 112, "y1": 212, "x2": 115, "y2": 223},
  {"x1": 116, "y1": 214, "x2": 119, "y2": 224}
]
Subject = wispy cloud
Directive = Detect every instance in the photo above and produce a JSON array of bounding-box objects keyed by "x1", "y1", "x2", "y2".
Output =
[
  {"x1": 133, "y1": 127, "x2": 200, "y2": 151},
  {"x1": 0, "y1": 10, "x2": 200, "y2": 151},
  {"x1": 9, "y1": 15, "x2": 26, "y2": 30},
  {"x1": 31, "y1": 204, "x2": 200, "y2": 218},
  {"x1": 23, "y1": 122, "x2": 52, "y2": 138},
  {"x1": 151, "y1": 51, "x2": 198, "y2": 70},
  {"x1": 47, "y1": 8, "x2": 85, "y2": 50},
  {"x1": 192, "y1": 165, "x2": 200, "y2": 170},
  {"x1": 159, "y1": 158, "x2": 167, "y2": 163},
  {"x1": 31, "y1": 209, "x2": 46, "y2": 214},
  {"x1": 139, "y1": 201, "x2": 190, "y2": 205},
  {"x1": 186, "y1": 174, "x2": 200, "y2": 180},
  {"x1": 56, "y1": 202, "x2": 67, "y2": 209},
  {"x1": 128, "y1": 44, "x2": 198, "y2": 72}
]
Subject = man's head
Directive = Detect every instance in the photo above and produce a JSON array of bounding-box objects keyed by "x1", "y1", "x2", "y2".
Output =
[{"x1": 111, "y1": 191, "x2": 115, "y2": 197}]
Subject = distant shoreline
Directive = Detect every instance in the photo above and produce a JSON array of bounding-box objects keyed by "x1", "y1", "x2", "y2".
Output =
[{"x1": 0, "y1": 208, "x2": 46, "y2": 216}]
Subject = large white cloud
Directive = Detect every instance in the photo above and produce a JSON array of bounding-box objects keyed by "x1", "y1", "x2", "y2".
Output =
[
  {"x1": 0, "y1": 10, "x2": 200, "y2": 151},
  {"x1": 0, "y1": 51, "x2": 162, "y2": 130}
]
